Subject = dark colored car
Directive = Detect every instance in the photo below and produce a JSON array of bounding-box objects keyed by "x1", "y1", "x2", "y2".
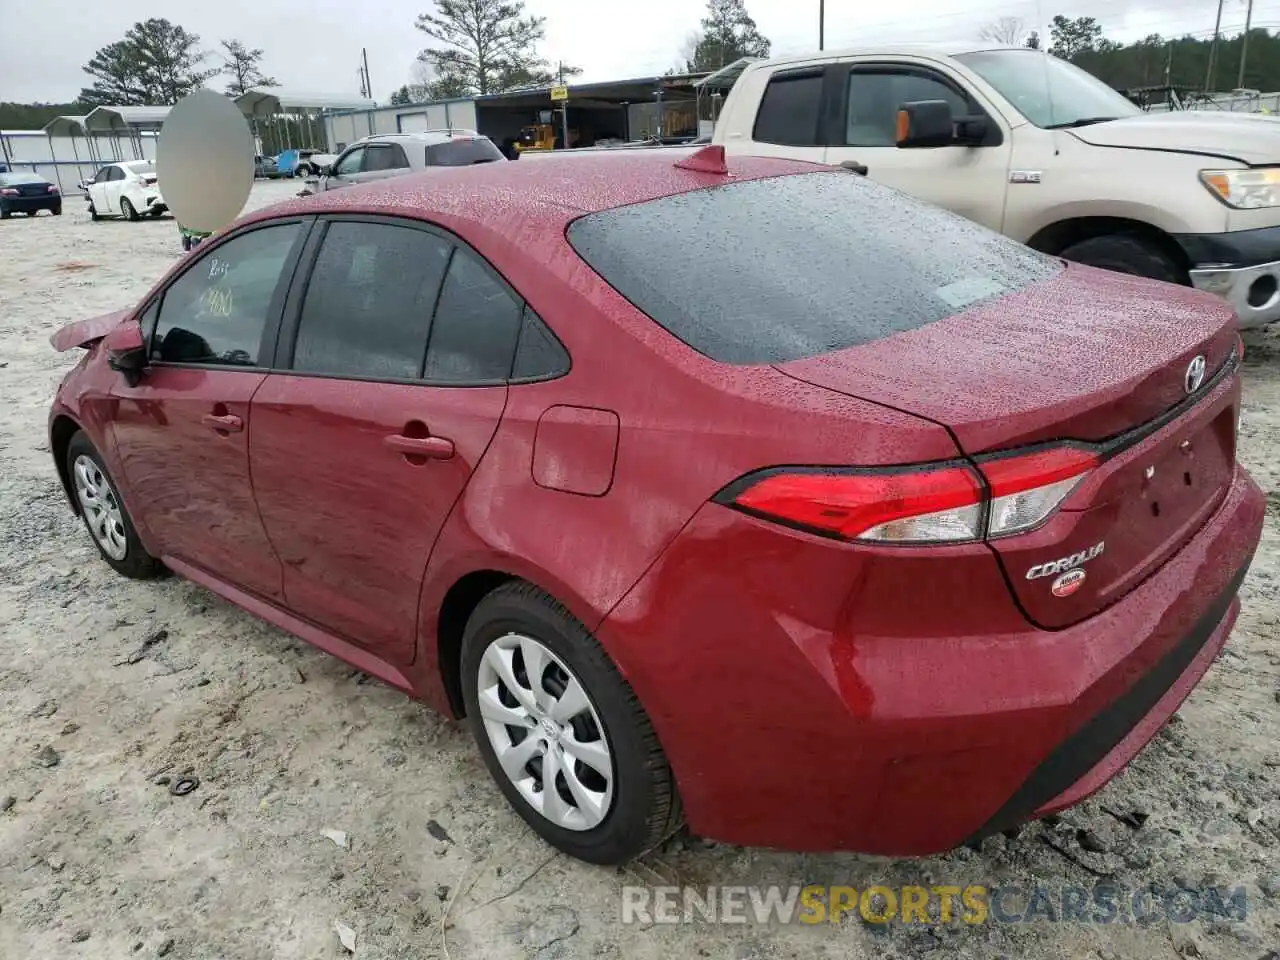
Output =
[
  {"x1": 255, "y1": 155, "x2": 279, "y2": 179},
  {"x1": 46, "y1": 149, "x2": 1264, "y2": 865},
  {"x1": 0, "y1": 171, "x2": 61, "y2": 217}
]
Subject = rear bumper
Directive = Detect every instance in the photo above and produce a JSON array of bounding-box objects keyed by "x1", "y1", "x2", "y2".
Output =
[
  {"x1": 599, "y1": 462, "x2": 1265, "y2": 855},
  {"x1": 2, "y1": 195, "x2": 60, "y2": 213},
  {"x1": 1175, "y1": 225, "x2": 1280, "y2": 328}
]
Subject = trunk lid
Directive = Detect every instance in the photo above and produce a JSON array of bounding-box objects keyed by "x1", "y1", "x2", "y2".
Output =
[{"x1": 777, "y1": 264, "x2": 1240, "y2": 628}]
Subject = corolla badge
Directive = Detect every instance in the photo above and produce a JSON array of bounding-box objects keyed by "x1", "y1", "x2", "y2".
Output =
[
  {"x1": 1025, "y1": 541, "x2": 1105, "y2": 580},
  {"x1": 1184, "y1": 355, "x2": 1206, "y2": 394}
]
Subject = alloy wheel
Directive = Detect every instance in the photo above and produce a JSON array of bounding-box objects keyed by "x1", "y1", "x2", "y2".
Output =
[
  {"x1": 476, "y1": 633, "x2": 614, "y2": 831},
  {"x1": 72, "y1": 454, "x2": 128, "y2": 560}
]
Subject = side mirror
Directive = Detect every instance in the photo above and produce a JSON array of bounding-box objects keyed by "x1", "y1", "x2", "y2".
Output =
[
  {"x1": 895, "y1": 100, "x2": 956, "y2": 148},
  {"x1": 324, "y1": 164, "x2": 337, "y2": 177},
  {"x1": 105, "y1": 320, "x2": 147, "y2": 386}
]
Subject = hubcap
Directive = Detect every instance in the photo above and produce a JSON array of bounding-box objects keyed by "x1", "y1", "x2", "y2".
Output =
[
  {"x1": 72, "y1": 454, "x2": 128, "y2": 560},
  {"x1": 476, "y1": 633, "x2": 613, "y2": 831}
]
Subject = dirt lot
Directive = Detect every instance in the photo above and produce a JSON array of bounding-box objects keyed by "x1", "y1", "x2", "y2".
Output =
[{"x1": 1, "y1": 181, "x2": 1278, "y2": 960}]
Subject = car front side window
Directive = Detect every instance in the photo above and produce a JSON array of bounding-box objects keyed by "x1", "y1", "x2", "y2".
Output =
[
  {"x1": 151, "y1": 223, "x2": 303, "y2": 367},
  {"x1": 335, "y1": 148, "x2": 365, "y2": 176}
]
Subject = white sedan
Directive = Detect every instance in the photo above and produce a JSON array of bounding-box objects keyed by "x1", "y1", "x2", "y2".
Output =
[{"x1": 84, "y1": 161, "x2": 168, "y2": 222}]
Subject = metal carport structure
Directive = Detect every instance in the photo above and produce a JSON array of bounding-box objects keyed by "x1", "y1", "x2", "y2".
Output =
[{"x1": 235, "y1": 89, "x2": 376, "y2": 153}]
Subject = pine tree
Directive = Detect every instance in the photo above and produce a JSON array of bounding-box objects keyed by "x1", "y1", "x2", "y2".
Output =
[{"x1": 685, "y1": 0, "x2": 771, "y2": 73}]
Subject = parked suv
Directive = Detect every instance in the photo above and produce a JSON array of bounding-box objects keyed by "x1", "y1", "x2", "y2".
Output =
[{"x1": 312, "y1": 131, "x2": 506, "y2": 193}]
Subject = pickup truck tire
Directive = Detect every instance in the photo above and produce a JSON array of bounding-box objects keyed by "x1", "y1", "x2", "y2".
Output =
[{"x1": 1058, "y1": 234, "x2": 1184, "y2": 285}]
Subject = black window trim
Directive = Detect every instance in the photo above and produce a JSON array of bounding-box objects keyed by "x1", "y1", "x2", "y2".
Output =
[
  {"x1": 139, "y1": 216, "x2": 317, "y2": 374},
  {"x1": 273, "y1": 212, "x2": 572, "y2": 389},
  {"x1": 362, "y1": 142, "x2": 411, "y2": 172},
  {"x1": 838, "y1": 61, "x2": 1005, "y2": 148}
]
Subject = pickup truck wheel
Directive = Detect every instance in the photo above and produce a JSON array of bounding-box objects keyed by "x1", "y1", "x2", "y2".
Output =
[{"x1": 1058, "y1": 234, "x2": 1184, "y2": 285}]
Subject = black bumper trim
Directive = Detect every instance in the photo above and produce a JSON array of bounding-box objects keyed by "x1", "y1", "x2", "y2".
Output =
[
  {"x1": 1173, "y1": 225, "x2": 1280, "y2": 269},
  {"x1": 965, "y1": 561, "x2": 1250, "y2": 844}
]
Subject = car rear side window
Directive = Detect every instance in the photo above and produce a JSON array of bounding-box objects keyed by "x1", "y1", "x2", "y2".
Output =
[
  {"x1": 423, "y1": 248, "x2": 523, "y2": 382},
  {"x1": 425, "y1": 139, "x2": 505, "y2": 166},
  {"x1": 292, "y1": 221, "x2": 451, "y2": 379},
  {"x1": 567, "y1": 172, "x2": 1061, "y2": 365},
  {"x1": 152, "y1": 223, "x2": 301, "y2": 367},
  {"x1": 753, "y1": 72, "x2": 824, "y2": 146},
  {"x1": 512, "y1": 307, "x2": 570, "y2": 380}
]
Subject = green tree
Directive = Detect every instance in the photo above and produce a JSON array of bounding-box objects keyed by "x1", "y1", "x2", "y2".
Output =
[
  {"x1": 1024, "y1": 31, "x2": 1041, "y2": 50},
  {"x1": 1048, "y1": 15, "x2": 1104, "y2": 60},
  {"x1": 221, "y1": 39, "x2": 278, "y2": 96},
  {"x1": 686, "y1": 0, "x2": 771, "y2": 72},
  {"x1": 80, "y1": 19, "x2": 217, "y2": 106},
  {"x1": 414, "y1": 0, "x2": 569, "y2": 96},
  {"x1": 390, "y1": 85, "x2": 414, "y2": 106},
  {"x1": 0, "y1": 101, "x2": 86, "y2": 129}
]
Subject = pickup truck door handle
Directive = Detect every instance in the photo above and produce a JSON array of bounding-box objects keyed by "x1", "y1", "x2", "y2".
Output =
[
  {"x1": 200, "y1": 413, "x2": 243, "y2": 433},
  {"x1": 840, "y1": 160, "x2": 869, "y2": 176},
  {"x1": 384, "y1": 433, "x2": 455, "y2": 460}
]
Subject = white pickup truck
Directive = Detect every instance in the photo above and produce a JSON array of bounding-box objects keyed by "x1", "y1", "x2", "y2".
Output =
[{"x1": 535, "y1": 43, "x2": 1280, "y2": 328}]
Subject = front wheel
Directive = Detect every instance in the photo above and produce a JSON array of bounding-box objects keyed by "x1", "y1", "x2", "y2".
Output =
[
  {"x1": 121, "y1": 198, "x2": 140, "y2": 222},
  {"x1": 461, "y1": 582, "x2": 681, "y2": 865},
  {"x1": 1059, "y1": 234, "x2": 1184, "y2": 285},
  {"x1": 66, "y1": 432, "x2": 164, "y2": 580}
]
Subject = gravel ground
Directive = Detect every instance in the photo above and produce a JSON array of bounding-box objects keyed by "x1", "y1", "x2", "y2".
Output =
[{"x1": 1, "y1": 181, "x2": 1278, "y2": 960}]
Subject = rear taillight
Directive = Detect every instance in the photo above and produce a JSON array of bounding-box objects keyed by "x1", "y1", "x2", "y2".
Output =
[
  {"x1": 47, "y1": 185, "x2": 59, "y2": 194},
  {"x1": 978, "y1": 446, "x2": 1097, "y2": 538},
  {"x1": 718, "y1": 445, "x2": 1098, "y2": 545},
  {"x1": 0, "y1": 188, "x2": 17, "y2": 196}
]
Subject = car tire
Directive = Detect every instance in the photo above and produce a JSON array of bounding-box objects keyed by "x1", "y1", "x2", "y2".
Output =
[
  {"x1": 0, "y1": 209, "x2": 9, "y2": 220},
  {"x1": 65, "y1": 432, "x2": 165, "y2": 580},
  {"x1": 89, "y1": 204, "x2": 101, "y2": 221},
  {"x1": 460, "y1": 581, "x2": 682, "y2": 865},
  {"x1": 52, "y1": 205, "x2": 62, "y2": 216},
  {"x1": 121, "y1": 198, "x2": 140, "y2": 222},
  {"x1": 1058, "y1": 234, "x2": 1185, "y2": 285}
]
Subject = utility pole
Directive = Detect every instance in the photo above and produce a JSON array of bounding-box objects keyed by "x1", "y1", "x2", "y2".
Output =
[
  {"x1": 1238, "y1": 0, "x2": 1255, "y2": 89},
  {"x1": 362, "y1": 47, "x2": 373, "y2": 102},
  {"x1": 819, "y1": 0, "x2": 825, "y2": 50},
  {"x1": 1165, "y1": 40, "x2": 1173, "y2": 85},
  {"x1": 558, "y1": 61, "x2": 569, "y2": 150},
  {"x1": 1206, "y1": 0, "x2": 1224, "y2": 91}
]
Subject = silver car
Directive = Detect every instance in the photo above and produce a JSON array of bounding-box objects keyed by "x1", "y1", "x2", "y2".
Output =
[{"x1": 310, "y1": 130, "x2": 506, "y2": 193}]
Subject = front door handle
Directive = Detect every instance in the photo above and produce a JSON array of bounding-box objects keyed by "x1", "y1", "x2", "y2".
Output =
[
  {"x1": 201, "y1": 413, "x2": 243, "y2": 433},
  {"x1": 384, "y1": 434, "x2": 454, "y2": 460}
]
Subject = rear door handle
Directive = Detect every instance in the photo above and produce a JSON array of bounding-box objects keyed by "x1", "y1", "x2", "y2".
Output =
[
  {"x1": 384, "y1": 434, "x2": 454, "y2": 460},
  {"x1": 201, "y1": 413, "x2": 243, "y2": 433}
]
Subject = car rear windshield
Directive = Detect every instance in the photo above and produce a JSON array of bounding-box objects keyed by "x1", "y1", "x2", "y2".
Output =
[
  {"x1": 567, "y1": 171, "x2": 1062, "y2": 364},
  {"x1": 426, "y1": 138, "x2": 504, "y2": 166},
  {"x1": 0, "y1": 173, "x2": 45, "y2": 185}
]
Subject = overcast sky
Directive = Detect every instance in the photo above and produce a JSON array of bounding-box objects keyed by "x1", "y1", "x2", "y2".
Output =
[{"x1": 3, "y1": 0, "x2": 1278, "y2": 104}]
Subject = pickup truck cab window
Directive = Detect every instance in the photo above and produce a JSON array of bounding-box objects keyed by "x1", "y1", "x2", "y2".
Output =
[
  {"x1": 845, "y1": 68, "x2": 972, "y2": 147},
  {"x1": 753, "y1": 70, "x2": 824, "y2": 147}
]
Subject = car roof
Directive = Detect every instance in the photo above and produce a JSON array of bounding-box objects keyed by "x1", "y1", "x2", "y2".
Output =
[
  {"x1": 751, "y1": 41, "x2": 1024, "y2": 69},
  {"x1": 246, "y1": 151, "x2": 822, "y2": 241}
]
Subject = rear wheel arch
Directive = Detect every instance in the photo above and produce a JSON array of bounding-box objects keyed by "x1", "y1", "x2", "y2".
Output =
[
  {"x1": 1026, "y1": 217, "x2": 1191, "y2": 284},
  {"x1": 436, "y1": 569, "x2": 521, "y2": 717}
]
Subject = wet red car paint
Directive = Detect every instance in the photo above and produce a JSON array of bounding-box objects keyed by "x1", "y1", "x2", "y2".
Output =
[{"x1": 48, "y1": 152, "x2": 1264, "y2": 855}]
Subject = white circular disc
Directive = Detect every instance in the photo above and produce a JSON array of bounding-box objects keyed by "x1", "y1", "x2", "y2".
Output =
[{"x1": 156, "y1": 89, "x2": 254, "y2": 234}]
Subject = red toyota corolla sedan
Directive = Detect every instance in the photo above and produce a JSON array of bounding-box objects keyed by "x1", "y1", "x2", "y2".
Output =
[{"x1": 48, "y1": 149, "x2": 1264, "y2": 865}]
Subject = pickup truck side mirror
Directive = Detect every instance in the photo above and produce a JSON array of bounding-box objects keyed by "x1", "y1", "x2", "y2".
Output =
[
  {"x1": 895, "y1": 100, "x2": 957, "y2": 148},
  {"x1": 105, "y1": 320, "x2": 148, "y2": 387}
]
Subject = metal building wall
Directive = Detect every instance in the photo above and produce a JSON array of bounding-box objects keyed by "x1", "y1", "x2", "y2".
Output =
[{"x1": 0, "y1": 131, "x2": 156, "y2": 195}]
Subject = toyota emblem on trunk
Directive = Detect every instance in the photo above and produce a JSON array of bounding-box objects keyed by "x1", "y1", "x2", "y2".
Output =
[{"x1": 1184, "y1": 355, "x2": 1206, "y2": 394}]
